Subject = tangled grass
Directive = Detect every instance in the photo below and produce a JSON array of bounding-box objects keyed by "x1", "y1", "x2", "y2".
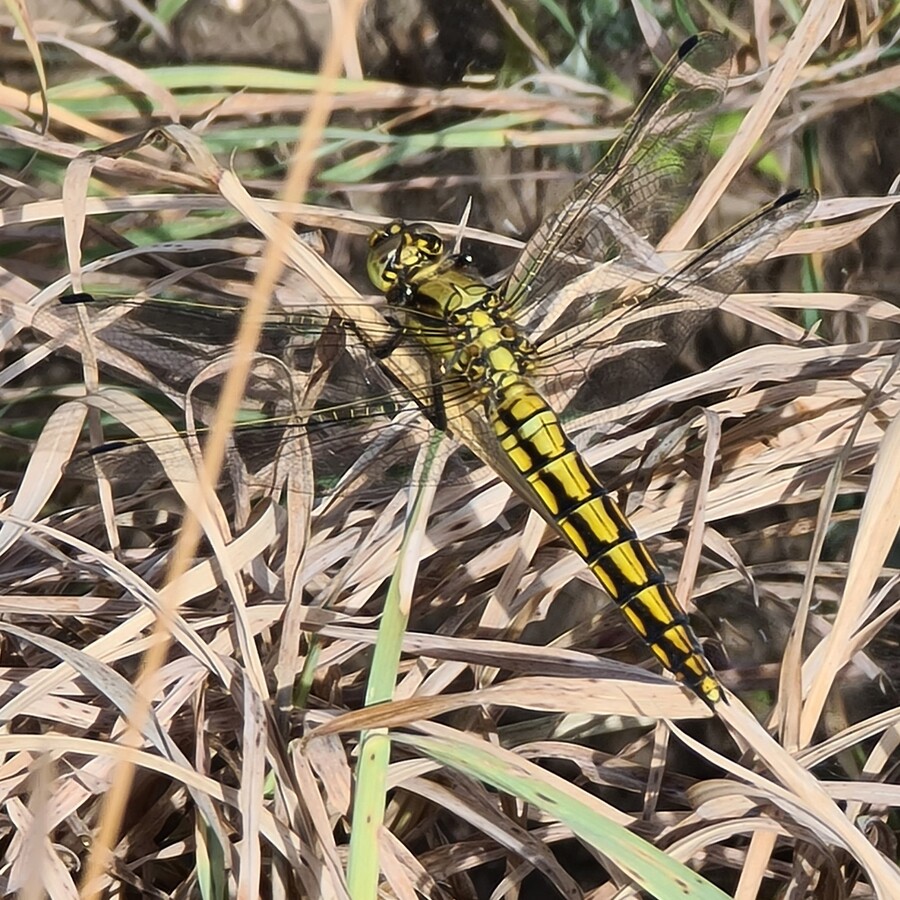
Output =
[{"x1": 2, "y1": 1, "x2": 900, "y2": 897}]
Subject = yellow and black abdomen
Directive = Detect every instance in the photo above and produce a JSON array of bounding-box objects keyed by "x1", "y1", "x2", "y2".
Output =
[{"x1": 490, "y1": 378, "x2": 721, "y2": 704}]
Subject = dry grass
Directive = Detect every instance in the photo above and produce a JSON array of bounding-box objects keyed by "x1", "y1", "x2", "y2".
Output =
[{"x1": 2, "y1": 1, "x2": 900, "y2": 898}]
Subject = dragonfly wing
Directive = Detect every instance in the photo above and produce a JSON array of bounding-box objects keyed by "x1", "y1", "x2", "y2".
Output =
[
  {"x1": 506, "y1": 32, "x2": 731, "y2": 324},
  {"x1": 38, "y1": 293, "x2": 460, "y2": 501},
  {"x1": 534, "y1": 189, "x2": 818, "y2": 411}
]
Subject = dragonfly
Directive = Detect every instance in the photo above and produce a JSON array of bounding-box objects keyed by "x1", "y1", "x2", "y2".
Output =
[
  {"x1": 358, "y1": 33, "x2": 814, "y2": 705},
  {"x1": 40, "y1": 32, "x2": 814, "y2": 706}
]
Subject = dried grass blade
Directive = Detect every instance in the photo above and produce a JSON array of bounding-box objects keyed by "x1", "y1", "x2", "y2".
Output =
[
  {"x1": 0, "y1": 620, "x2": 230, "y2": 852},
  {"x1": 0, "y1": 401, "x2": 86, "y2": 558},
  {"x1": 801, "y1": 359, "x2": 900, "y2": 741},
  {"x1": 237, "y1": 671, "x2": 267, "y2": 900},
  {"x1": 679, "y1": 707, "x2": 900, "y2": 895}
]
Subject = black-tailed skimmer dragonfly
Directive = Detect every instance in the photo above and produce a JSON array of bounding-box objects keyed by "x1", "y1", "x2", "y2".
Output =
[
  {"x1": 47, "y1": 33, "x2": 816, "y2": 706},
  {"x1": 360, "y1": 33, "x2": 814, "y2": 704}
]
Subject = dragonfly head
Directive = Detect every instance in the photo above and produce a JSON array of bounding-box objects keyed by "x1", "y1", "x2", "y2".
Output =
[{"x1": 367, "y1": 220, "x2": 446, "y2": 293}]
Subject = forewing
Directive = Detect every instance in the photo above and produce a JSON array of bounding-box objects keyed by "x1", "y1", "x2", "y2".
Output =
[{"x1": 506, "y1": 32, "x2": 731, "y2": 322}]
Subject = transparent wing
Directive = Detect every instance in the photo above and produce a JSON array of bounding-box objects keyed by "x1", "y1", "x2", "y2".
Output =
[
  {"x1": 15, "y1": 290, "x2": 486, "y2": 508},
  {"x1": 530, "y1": 189, "x2": 819, "y2": 412},
  {"x1": 507, "y1": 32, "x2": 730, "y2": 324}
]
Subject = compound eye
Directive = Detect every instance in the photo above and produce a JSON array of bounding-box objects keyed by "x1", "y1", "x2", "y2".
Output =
[
  {"x1": 367, "y1": 233, "x2": 404, "y2": 292},
  {"x1": 368, "y1": 220, "x2": 405, "y2": 249},
  {"x1": 409, "y1": 223, "x2": 444, "y2": 257}
]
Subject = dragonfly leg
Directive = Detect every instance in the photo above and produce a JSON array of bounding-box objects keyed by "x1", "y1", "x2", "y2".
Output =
[
  {"x1": 372, "y1": 318, "x2": 406, "y2": 359},
  {"x1": 425, "y1": 356, "x2": 449, "y2": 431}
]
